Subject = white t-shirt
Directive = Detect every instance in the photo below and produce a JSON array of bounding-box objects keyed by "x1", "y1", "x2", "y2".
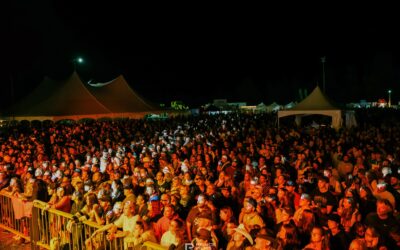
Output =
[{"x1": 160, "y1": 230, "x2": 181, "y2": 247}]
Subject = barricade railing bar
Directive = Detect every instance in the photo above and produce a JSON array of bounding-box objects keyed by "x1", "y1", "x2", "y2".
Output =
[
  {"x1": 0, "y1": 191, "x2": 31, "y2": 243},
  {"x1": 0, "y1": 193, "x2": 169, "y2": 250}
]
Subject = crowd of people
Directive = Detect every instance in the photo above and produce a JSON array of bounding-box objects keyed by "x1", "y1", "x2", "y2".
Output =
[{"x1": 0, "y1": 111, "x2": 399, "y2": 249}]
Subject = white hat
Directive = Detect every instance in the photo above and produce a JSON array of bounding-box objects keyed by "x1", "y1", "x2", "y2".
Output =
[
  {"x1": 181, "y1": 163, "x2": 189, "y2": 173},
  {"x1": 146, "y1": 178, "x2": 154, "y2": 185},
  {"x1": 234, "y1": 224, "x2": 253, "y2": 245},
  {"x1": 113, "y1": 202, "x2": 123, "y2": 212},
  {"x1": 162, "y1": 166, "x2": 170, "y2": 174},
  {"x1": 35, "y1": 168, "x2": 43, "y2": 177},
  {"x1": 92, "y1": 157, "x2": 99, "y2": 164},
  {"x1": 382, "y1": 167, "x2": 392, "y2": 177}
]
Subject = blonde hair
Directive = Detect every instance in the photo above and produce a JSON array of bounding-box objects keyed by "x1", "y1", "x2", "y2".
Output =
[{"x1": 349, "y1": 239, "x2": 366, "y2": 250}]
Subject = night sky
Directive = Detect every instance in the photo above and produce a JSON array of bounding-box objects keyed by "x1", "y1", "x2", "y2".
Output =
[{"x1": 4, "y1": 2, "x2": 399, "y2": 109}]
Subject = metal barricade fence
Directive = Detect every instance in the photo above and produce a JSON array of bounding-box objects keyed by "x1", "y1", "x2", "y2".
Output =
[
  {"x1": 32, "y1": 200, "x2": 126, "y2": 250},
  {"x1": 0, "y1": 191, "x2": 31, "y2": 243},
  {"x1": 0, "y1": 193, "x2": 168, "y2": 250},
  {"x1": 31, "y1": 200, "x2": 167, "y2": 250}
]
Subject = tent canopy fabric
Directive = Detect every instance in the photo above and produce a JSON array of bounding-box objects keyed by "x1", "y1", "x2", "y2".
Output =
[
  {"x1": 86, "y1": 75, "x2": 158, "y2": 113},
  {"x1": 278, "y1": 86, "x2": 342, "y2": 129},
  {"x1": 5, "y1": 72, "x2": 160, "y2": 121}
]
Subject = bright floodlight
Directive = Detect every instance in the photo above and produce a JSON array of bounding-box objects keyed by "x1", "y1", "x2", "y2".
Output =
[
  {"x1": 388, "y1": 89, "x2": 392, "y2": 94},
  {"x1": 72, "y1": 57, "x2": 84, "y2": 71}
]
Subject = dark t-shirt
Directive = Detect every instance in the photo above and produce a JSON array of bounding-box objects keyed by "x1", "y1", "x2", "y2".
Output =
[
  {"x1": 365, "y1": 212, "x2": 399, "y2": 249},
  {"x1": 186, "y1": 207, "x2": 216, "y2": 236},
  {"x1": 330, "y1": 230, "x2": 349, "y2": 250},
  {"x1": 311, "y1": 189, "x2": 337, "y2": 209}
]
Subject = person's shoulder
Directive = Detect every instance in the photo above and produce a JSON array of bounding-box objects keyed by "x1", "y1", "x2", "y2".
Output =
[
  {"x1": 364, "y1": 211, "x2": 378, "y2": 223},
  {"x1": 188, "y1": 205, "x2": 200, "y2": 213}
]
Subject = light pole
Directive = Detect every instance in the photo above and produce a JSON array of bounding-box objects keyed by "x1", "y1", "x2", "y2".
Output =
[
  {"x1": 388, "y1": 89, "x2": 392, "y2": 108},
  {"x1": 321, "y1": 56, "x2": 326, "y2": 93}
]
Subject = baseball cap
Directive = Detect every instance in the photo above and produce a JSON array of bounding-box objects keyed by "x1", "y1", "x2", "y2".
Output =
[
  {"x1": 286, "y1": 180, "x2": 296, "y2": 187},
  {"x1": 300, "y1": 193, "x2": 312, "y2": 201}
]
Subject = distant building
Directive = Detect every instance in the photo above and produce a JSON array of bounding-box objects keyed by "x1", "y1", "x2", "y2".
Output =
[
  {"x1": 239, "y1": 105, "x2": 257, "y2": 113},
  {"x1": 209, "y1": 99, "x2": 247, "y2": 111}
]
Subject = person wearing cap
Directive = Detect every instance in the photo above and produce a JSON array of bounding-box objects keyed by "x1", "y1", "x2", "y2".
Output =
[
  {"x1": 42, "y1": 170, "x2": 52, "y2": 184},
  {"x1": 196, "y1": 210, "x2": 218, "y2": 244},
  {"x1": 227, "y1": 224, "x2": 253, "y2": 250},
  {"x1": 71, "y1": 168, "x2": 82, "y2": 186},
  {"x1": 286, "y1": 180, "x2": 300, "y2": 209},
  {"x1": 327, "y1": 213, "x2": 349, "y2": 250},
  {"x1": 186, "y1": 194, "x2": 215, "y2": 241},
  {"x1": 247, "y1": 232, "x2": 276, "y2": 250},
  {"x1": 293, "y1": 193, "x2": 312, "y2": 224},
  {"x1": 240, "y1": 197, "x2": 265, "y2": 232},
  {"x1": 145, "y1": 177, "x2": 155, "y2": 187},
  {"x1": 372, "y1": 180, "x2": 396, "y2": 209}
]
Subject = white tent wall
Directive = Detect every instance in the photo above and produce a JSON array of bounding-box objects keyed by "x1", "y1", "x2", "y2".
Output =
[
  {"x1": 278, "y1": 110, "x2": 342, "y2": 130},
  {"x1": 277, "y1": 86, "x2": 343, "y2": 130},
  {"x1": 344, "y1": 110, "x2": 357, "y2": 128}
]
